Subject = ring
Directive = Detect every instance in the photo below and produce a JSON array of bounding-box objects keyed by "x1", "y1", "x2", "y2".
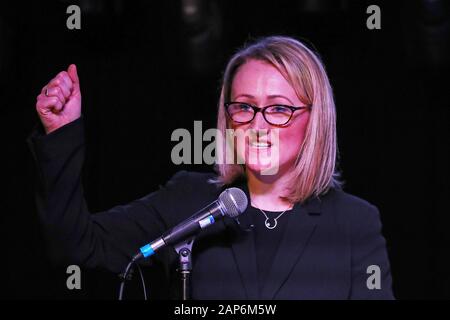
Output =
[{"x1": 45, "y1": 88, "x2": 49, "y2": 96}]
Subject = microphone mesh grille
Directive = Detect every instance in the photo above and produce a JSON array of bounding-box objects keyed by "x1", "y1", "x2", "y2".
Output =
[{"x1": 219, "y1": 188, "x2": 248, "y2": 218}]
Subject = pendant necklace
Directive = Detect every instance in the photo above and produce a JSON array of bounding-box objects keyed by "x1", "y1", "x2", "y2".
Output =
[{"x1": 258, "y1": 208, "x2": 289, "y2": 230}]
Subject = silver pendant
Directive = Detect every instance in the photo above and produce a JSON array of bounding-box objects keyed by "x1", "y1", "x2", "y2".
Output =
[{"x1": 265, "y1": 217, "x2": 277, "y2": 229}]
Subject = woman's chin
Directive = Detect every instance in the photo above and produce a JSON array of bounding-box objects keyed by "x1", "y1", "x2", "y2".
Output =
[
  {"x1": 239, "y1": 149, "x2": 280, "y2": 174},
  {"x1": 245, "y1": 161, "x2": 280, "y2": 177}
]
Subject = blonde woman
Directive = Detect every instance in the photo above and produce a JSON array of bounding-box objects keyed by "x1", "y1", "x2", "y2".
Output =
[{"x1": 29, "y1": 36, "x2": 394, "y2": 299}]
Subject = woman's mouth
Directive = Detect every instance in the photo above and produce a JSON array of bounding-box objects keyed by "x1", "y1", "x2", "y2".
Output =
[{"x1": 249, "y1": 141, "x2": 272, "y2": 149}]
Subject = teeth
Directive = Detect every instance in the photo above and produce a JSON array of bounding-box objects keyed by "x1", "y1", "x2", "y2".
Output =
[{"x1": 250, "y1": 142, "x2": 271, "y2": 148}]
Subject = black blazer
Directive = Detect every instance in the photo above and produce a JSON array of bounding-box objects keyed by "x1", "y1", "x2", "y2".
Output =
[{"x1": 27, "y1": 117, "x2": 394, "y2": 300}]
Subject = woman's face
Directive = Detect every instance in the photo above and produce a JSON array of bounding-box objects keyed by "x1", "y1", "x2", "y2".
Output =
[{"x1": 229, "y1": 59, "x2": 310, "y2": 177}]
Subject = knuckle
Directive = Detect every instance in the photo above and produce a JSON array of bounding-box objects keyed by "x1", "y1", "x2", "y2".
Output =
[
  {"x1": 60, "y1": 87, "x2": 69, "y2": 97},
  {"x1": 64, "y1": 80, "x2": 73, "y2": 89},
  {"x1": 38, "y1": 99, "x2": 49, "y2": 108}
]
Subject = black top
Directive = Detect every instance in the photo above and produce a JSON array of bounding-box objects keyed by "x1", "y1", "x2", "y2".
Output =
[
  {"x1": 248, "y1": 206, "x2": 291, "y2": 292},
  {"x1": 27, "y1": 117, "x2": 395, "y2": 299}
]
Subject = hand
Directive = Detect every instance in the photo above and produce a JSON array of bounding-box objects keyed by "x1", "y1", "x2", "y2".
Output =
[{"x1": 36, "y1": 64, "x2": 82, "y2": 134}]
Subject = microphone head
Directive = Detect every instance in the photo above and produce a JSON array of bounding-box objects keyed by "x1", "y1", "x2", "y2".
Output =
[{"x1": 219, "y1": 188, "x2": 248, "y2": 218}]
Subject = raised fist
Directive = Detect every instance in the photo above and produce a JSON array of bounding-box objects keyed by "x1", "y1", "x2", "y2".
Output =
[{"x1": 36, "y1": 64, "x2": 81, "y2": 134}]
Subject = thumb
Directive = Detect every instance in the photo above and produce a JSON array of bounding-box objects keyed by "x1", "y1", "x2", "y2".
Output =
[{"x1": 67, "y1": 64, "x2": 80, "y2": 92}]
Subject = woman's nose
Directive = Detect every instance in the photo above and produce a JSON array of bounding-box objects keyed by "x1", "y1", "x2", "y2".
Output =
[{"x1": 249, "y1": 111, "x2": 270, "y2": 130}]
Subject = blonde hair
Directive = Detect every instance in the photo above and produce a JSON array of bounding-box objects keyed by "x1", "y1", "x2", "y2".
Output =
[{"x1": 214, "y1": 35, "x2": 343, "y2": 204}]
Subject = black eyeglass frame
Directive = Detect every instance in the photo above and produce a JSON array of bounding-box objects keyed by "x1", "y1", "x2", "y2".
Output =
[{"x1": 224, "y1": 101, "x2": 312, "y2": 126}]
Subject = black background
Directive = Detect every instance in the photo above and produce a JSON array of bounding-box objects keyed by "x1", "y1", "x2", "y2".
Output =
[{"x1": 1, "y1": 0, "x2": 449, "y2": 299}]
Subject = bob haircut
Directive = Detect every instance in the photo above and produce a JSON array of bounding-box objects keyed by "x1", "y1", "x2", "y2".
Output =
[{"x1": 214, "y1": 35, "x2": 343, "y2": 204}]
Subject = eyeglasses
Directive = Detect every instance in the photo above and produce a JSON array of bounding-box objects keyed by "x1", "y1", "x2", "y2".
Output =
[{"x1": 224, "y1": 102, "x2": 311, "y2": 126}]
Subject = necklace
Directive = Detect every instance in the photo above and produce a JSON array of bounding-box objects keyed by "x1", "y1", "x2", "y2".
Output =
[{"x1": 258, "y1": 208, "x2": 289, "y2": 230}]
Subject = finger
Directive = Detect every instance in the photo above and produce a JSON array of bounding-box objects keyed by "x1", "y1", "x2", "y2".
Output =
[
  {"x1": 38, "y1": 96, "x2": 63, "y2": 111},
  {"x1": 40, "y1": 69, "x2": 73, "y2": 92},
  {"x1": 47, "y1": 96, "x2": 64, "y2": 112},
  {"x1": 68, "y1": 64, "x2": 79, "y2": 84},
  {"x1": 58, "y1": 71, "x2": 73, "y2": 89},
  {"x1": 54, "y1": 82, "x2": 71, "y2": 99},
  {"x1": 47, "y1": 79, "x2": 71, "y2": 98},
  {"x1": 37, "y1": 96, "x2": 64, "y2": 113},
  {"x1": 36, "y1": 93, "x2": 45, "y2": 102},
  {"x1": 67, "y1": 64, "x2": 80, "y2": 94},
  {"x1": 45, "y1": 86, "x2": 66, "y2": 104}
]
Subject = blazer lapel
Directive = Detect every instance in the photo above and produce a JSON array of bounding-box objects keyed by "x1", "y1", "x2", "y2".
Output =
[
  {"x1": 222, "y1": 181, "x2": 259, "y2": 299},
  {"x1": 260, "y1": 195, "x2": 323, "y2": 300},
  {"x1": 223, "y1": 213, "x2": 259, "y2": 299}
]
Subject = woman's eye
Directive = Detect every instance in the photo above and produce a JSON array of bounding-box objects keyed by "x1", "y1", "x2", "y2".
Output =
[
  {"x1": 238, "y1": 104, "x2": 252, "y2": 111},
  {"x1": 270, "y1": 105, "x2": 289, "y2": 113}
]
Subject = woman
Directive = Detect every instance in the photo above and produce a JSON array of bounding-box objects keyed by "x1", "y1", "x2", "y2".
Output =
[{"x1": 29, "y1": 36, "x2": 394, "y2": 299}]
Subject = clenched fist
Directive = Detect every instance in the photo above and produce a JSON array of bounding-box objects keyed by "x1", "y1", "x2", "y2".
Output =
[{"x1": 36, "y1": 64, "x2": 81, "y2": 134}]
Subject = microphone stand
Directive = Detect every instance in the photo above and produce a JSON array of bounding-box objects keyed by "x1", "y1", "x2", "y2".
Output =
[{"x1": 174, "y1": 237, "x2": 195, "y2": 300}]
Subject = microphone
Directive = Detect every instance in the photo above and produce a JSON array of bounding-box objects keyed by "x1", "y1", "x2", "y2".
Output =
[{"x1": 132, "y1": 187, "x2": 248, "y2": 261}]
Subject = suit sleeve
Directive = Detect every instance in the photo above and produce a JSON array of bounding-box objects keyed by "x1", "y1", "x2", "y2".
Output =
[
  {"x1": 27, "y1": 117, "x2": 184, "y2": 274},
  {"x1": 349, "y1": 203, "x2": 395, "y2": 299}
]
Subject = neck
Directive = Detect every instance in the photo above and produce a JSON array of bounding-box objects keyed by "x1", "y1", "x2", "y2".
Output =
[{"x1": 246, "y1": 168, "x2": 293, "y2": 211}]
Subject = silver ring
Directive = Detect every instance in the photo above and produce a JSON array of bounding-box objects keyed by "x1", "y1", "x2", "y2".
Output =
[{"x1": 45, "y1": 87, "x2": 49, "y2": 96}]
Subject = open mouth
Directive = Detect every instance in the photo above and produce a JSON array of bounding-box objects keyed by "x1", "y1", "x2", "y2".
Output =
[{"x1": 249, "y1": 141, "x2": 272, "y2": 148}]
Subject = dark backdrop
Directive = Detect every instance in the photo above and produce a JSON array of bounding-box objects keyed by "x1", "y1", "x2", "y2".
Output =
[{"x1": 1, "y1": 0, "x2": 449, "y2": 299}]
